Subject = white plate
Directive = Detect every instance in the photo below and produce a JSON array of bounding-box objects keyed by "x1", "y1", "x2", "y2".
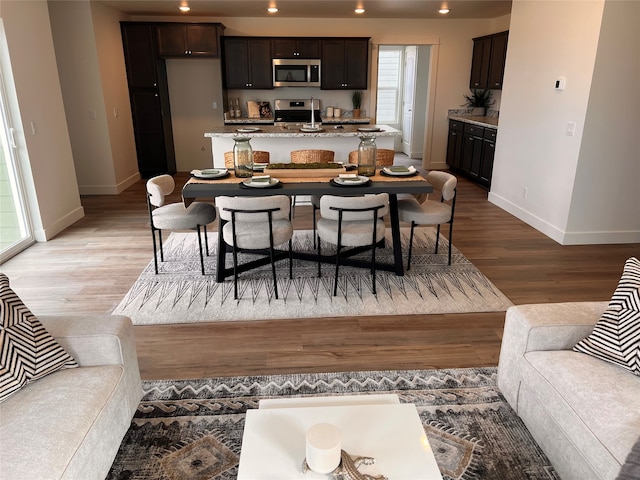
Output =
[
  {"x1": 191, "y1": 168, "x2": 228, "y2": 179},
  {"x1": 382, "y1": 166, "x2": 417, "y2": 176},
  {"x1": 300, "y1": 127, "x2": 323, "y2": 133},
  {"x1": 242, "y1": 177, "x2": 280, "y2": 188},
  {"x1": 357, "y1": 127, "x2": 381, "y2": 132},
  {"x1": 237, "y1": 127, "x2": 261, "y2": 133},
  {"x1": 333, "y1": 175, "x2": 370, "y2": 186}
]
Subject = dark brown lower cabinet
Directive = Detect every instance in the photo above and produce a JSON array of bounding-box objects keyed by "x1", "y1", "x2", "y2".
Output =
[{"x1": 446, "y1": 119, "x2": 496, "y2": 189}]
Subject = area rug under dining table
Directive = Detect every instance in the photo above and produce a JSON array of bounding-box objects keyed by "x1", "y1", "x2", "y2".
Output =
[
  {"x1": 112, "y1": 228, "x2": 512, "y2": 325},
  {"x1": 106, "y1": 367, "x2": 558, "y2": 480}
]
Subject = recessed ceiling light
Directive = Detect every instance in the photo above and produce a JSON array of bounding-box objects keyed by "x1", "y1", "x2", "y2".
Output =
[
  {"x1": 439, "y1": 8, "x2": 450, "y2": 14},
  {"x1": 178, "y1": 5, "x2": 190, "y2": 12},
  {"x1": 267, "y1": 7, "x2": 279, "y2": 13},
  {"x1": 355, "y1": 8, "x2": 365, "y2": 14}
]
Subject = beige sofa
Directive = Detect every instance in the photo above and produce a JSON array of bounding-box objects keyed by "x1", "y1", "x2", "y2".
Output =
[
  {"x1": 498, "y1": 302, "x2": 640, "y2": 480},
  {"x1": 0, "y1": 315, "x2": 142, "y2": 480}
]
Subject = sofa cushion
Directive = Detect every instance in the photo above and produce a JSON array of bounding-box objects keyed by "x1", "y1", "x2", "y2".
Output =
[
  {"x1": 522, "y1": 350, "x2": 640, "y2": 478},
  {"x1": 574, "y1": 257, "x2": 640, "y2": 375},
  {"x1": 0, "y1": 274, "x2": 78, "y2": 402},
  {"x1": 0, "y1": 364, "x2": 130, "y2": 480}
]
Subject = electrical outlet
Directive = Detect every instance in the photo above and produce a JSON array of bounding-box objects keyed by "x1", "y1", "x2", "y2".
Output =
[
  {"x1": 523, "y1": 187, "x2": 528, "y2": 199},
  {"x1": 212, "y1": 101, "x2": 218, "y2": 109}
]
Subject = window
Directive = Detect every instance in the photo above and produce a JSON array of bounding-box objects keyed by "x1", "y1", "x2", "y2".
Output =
[{"x1": 376, "y1": 47, "x2": 403, "y2": 124}]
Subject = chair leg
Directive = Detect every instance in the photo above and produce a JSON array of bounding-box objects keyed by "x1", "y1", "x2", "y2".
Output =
[
  {"x1": 333, "y1": 244, "x2": 341, "y2": 296},
  {"x1": 232, "y1": 244, "x2": 239, "y2": 300},
  {"x1": 150, "y1": 228, "x2": 159, "y2": 274},
  {"x1": 196, "y1": 225, "x2": 205, "y2": 275},
  {"x1": 312, "y1": 205, "x2": 317, "y2": 248},
  {"x1": 289, "y1": 239, "x2": 293, "y2": 279},
  {"x1": 203, "y1": 225, "x2": 210, "y2": 256},
  {"x1": 270, "y1": 245, "x2": 279, "y2": 299},
  {"x1": 407, "y1": 222, "x2": 416, "y2": 271},
  {"x1": 447, "y1": 221, "x2": 453, "y2": 266},
  {"x1": 371, "y1": 240, "x2": 377, "y2": 295},
  {"x1": 435, "y1": 224, "x2": 441, "y2": 254},
  {"x1": 317, "y1": 236, "x2": 322, "y2": 277},
  {"x1": 158, "y1": 229, "x2": 164, "y2": 262}
]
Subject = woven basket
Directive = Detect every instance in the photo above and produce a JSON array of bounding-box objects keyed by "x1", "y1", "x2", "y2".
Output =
[
  {"x1": 224, "y1": 151, "x2": 270, "y2": 168},
  {"x1": 348, "y1": 148, "x2": 395, "y2": 167},
  {"x1": 290, "y1": 150, "x2": 335, "y2": 164}
]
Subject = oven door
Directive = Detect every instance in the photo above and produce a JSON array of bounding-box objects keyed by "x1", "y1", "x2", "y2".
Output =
[{"x1": 273, "y1": 59, "x2": 321, "y2": 87}]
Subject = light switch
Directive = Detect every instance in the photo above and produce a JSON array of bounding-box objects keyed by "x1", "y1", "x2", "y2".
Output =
[{"x1": 567, "y1": 122, "x2": 576, "y2": 136}]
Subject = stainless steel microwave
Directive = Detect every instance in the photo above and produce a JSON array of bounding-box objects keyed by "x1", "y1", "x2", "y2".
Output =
[{"x1": 272, "y1": 59, "x2": 321, "y2": 87}]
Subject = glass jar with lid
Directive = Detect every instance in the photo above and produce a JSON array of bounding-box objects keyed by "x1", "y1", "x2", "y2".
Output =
[
  {"x1": 233, "y1": 136, "x2": 253, "y2": 178},
  {"x1": 357, "y1": 134, "x2": 377, "y2": 177}
]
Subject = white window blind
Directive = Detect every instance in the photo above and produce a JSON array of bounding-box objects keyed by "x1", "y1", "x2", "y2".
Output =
[{"x1": 376, "y1": 48, "x2": 403, "y2": 124}]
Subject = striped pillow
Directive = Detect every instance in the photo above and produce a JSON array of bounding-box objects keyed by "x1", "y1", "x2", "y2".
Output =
[
  {"x1": 0, "y1": 274, "x2": 78, "y2": 402},
  {"x1": 573, "y1": 257, "x2": 640, "y2": 376}
]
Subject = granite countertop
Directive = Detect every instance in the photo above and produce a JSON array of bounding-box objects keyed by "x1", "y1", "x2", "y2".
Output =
[
  {"x1": 448, "y1": 114, "x2": 499, "y2": 128},
  {"x1": 225, "y1": 117, "x2": 371, "y2": 125},
  {"x1": 205, "y1": 124, "x2": 401, "y2": 138}
]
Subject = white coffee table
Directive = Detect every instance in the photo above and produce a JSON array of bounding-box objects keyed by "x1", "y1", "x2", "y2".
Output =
[{"x1": 237, "y1": 395, "x2": 443, "y2": 479}]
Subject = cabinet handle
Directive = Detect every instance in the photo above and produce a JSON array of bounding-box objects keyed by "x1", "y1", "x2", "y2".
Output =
[{"x1": 494, "y1": 82, "x2": 500, "y2": 86}]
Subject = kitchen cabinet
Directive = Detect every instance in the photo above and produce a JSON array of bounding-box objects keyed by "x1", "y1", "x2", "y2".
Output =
[
  {"x1": 447, "y1": 119, "x2": 496, "y2": 189},
  {"x1": 469, "y1": 31, "x2": 508, "y2": 90},
  {"x1": 321, "y1": 38, "x2": 369, "y2": 90},
  {"x1": 121, "y1": 22, "x2": 176, "y2": 178},
  {"x1": 445, "y1": 120, "x2": 464, "y2": 170},
  {"x1": 272, "y1": 38, "x2": 320, "y2": 58},
  {"x1": 222, "y1": 37, "x2": 273, "y2": 89},
  {"x1": 156, "y1": 23, "x2": 224, "y2": 57}
]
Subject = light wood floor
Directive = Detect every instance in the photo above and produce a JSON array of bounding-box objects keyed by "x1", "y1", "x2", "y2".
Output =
[{"x1": 2, "y1": 170, "x2": 638, "y2": 380}]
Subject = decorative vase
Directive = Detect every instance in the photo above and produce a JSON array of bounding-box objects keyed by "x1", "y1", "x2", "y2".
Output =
[
  {"x1": 471, "y1": 107, "x2": 486, "y2": 116},
  {"x1": 233, "y1": 136, "x2": 253, "y2": 178},
  {"x1": 357, "y1": 134, "x2": 377, "y2": 177},
  {"x1": 352, "y1": 108, "x2": 361, "y2": 119}
]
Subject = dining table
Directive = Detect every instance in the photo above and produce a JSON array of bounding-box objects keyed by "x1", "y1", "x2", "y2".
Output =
[{"x1": 182, "y1": 170, "x2": 433, "y2": 282}]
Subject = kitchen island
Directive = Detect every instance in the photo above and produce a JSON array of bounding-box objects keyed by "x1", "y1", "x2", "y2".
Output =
[{"x1": 204, "y1": 125, "x2": 401, "y2": 167}]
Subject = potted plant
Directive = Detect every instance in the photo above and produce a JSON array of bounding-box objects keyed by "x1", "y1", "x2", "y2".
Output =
[
  {"x1": 462, "y1": 89, "x2": 494, "y2": 116},
  {"x1": 351, "y1": 90, "x2": 362, "y2": 118}
]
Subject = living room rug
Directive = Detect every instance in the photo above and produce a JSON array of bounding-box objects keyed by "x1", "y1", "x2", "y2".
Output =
[
  {"x1": 106, "y1": 367, "x2": 558, "y2": 480},
  {"x1": 112, "y1": 229, "x2": 512, "y2": 325}
]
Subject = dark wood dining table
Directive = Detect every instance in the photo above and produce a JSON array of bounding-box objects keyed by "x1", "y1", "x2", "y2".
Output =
[{"x1": 182, "y1": 172, "x2": 433, "y2": 282}]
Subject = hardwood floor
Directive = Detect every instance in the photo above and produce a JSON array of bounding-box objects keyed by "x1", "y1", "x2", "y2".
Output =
[{"x1": 1, "y1": 171, "x2": 637, "y2": 380}]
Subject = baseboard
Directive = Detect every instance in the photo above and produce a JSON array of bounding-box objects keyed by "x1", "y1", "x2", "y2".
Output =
[
  {"x1": 33, "y1": 205, "x2": 85, "y2": 242},
  {"x1": 489, "y1": 192, "x2": 640, "y2": 245},
  {"x1": 78, "y1": 172, "x2": 141, "y2": 195}
]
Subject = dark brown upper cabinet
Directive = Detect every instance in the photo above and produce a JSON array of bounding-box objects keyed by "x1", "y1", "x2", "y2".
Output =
[
  {"x1": 121, "y1": 22, "x2": 159, "y2": 89},
  {"x1": 222, "y1": 37, "x2": 273, "y2": 89},
  {"x1": 321, "y1": 38, "x2": 369, "y2": 90},
  {"x1": 272, "y1": 38, "x2": 320, "y2": 58},
  {"x1": 156, "y1": 23, "x2": 224, "y2": 57},
  {"x1": 469, "y1": 31, "x2": 508, "y2": 90}
]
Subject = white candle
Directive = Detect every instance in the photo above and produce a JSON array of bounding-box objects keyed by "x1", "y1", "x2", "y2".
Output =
[{"x1": 305, "y1": 423, "x2": 342, "y2": 474}]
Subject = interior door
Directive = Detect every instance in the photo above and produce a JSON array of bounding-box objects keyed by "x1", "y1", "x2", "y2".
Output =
[{"x1": 401, "y1": 46, "x2": 417, "y2": 156}]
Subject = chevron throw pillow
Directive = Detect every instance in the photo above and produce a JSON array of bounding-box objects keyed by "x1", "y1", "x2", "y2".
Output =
[
  {"x1": 574, "y1": 257, "x2": 640, "y2": 376},
  {"x1": 0, "y1": 274, "x2": 78, "y2": 402}
]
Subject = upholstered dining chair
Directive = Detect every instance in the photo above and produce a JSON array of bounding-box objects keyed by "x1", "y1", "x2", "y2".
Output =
[
  {"x1": 347, "y1": 148, "x2": 395, "y2": 168},
  {"x1": 397, "y1": 170, "x2": 457, "y2": 268},
  {"x1": 224, "y1": 150, "x2": 270, "y2": 169},
  {"x1": 146, "y1": 174, "x2": 216, "y2": 275},
  {"x1": 317, "y1": 193, "x2": 389, "y2": 296},
  {"x1": 215, "y1": 195, "x2": 293, "y2": 300}
]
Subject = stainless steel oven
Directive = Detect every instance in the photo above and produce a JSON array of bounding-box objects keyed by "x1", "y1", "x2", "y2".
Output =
[{"x1": 273, "y1": 59, "x2": 321, "y2": 87}]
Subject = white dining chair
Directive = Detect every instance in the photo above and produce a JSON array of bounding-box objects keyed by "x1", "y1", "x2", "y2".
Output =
[
  {"x1": 397, "y1": 170, "x2": 457, "y2": 268},
  {"x1": 316, "y1": 193, "x2": 389, "y2": 296},
  {"x1": 216, "y1": 195, "x2": 293, "y2": 300},
  {"x1": 146, "y1": 174, "x2": 216, "y2": 275}
]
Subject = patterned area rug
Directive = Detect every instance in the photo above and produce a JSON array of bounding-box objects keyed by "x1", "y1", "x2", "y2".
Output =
[
  {"x1": 112, "y1": 229, "x2": 512, "y2": 325},
  {"x1": 106, "y1": 367, "x2": 558, "y2": 480}
]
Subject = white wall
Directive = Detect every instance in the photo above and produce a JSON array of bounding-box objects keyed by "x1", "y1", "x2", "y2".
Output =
[
  {"x1": 565, "y1": 0, "x2": 640, "y2": 243},
  {"x1": 0, "y1": 0, "x2": 83, "y2": 241},
  {"x1": 49, "y1": 0, "x2": 139, "y2": 195},
  {"x1": 488, "y1": 0, "x2": 638, "y2": 244}
]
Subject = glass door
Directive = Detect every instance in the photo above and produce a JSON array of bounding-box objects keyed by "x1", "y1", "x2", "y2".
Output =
[{"x1": 0, "y1": 62, "x2": 33, "y2": 264}]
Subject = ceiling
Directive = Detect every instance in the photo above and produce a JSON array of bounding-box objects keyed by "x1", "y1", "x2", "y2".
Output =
[{"x1": 96, "y1": 0, "x2": 512, "y2": 19}]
